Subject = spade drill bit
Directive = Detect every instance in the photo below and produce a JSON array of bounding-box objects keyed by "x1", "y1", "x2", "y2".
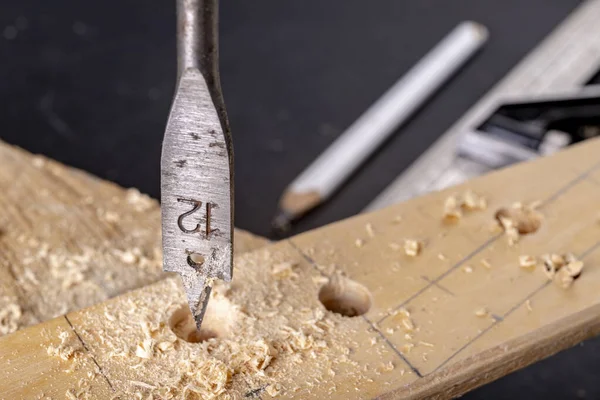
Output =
[{"x1": 161, "y1": 0, "x2": 233, "y2": 330}]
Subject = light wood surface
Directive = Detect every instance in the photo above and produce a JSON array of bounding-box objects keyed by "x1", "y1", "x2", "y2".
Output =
[
  {"x1": 0, "y1": 141, "x2": 267, "y2": 337},
  {"x1": 2, "y1": 138, "x2": 600, "y2": 399}
]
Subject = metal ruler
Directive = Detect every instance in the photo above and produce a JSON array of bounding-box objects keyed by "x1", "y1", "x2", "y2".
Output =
[{"x1": 366, "y1": 0, "x2": 600, "y2": 211}]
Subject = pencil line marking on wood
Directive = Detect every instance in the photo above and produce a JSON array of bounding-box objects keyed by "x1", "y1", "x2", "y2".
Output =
[
  {"x1": 362, "y1": 316, "x2": 423, "y2": 378},
  {"x1": 430, "y1": 234, "x2": 600, "y2": 375},
  {"x1": 377, "y1": 235, "x2": 501, "y2": 325},
  {"x1": 379, "y1": 158, "x2": 600, "y2": 327},
  {"x1": 420, "y1": 276, "x2": 455, "y2": 297},
  {"x1": 288, "y1": 239, "x2": 424, "y2": 377},
  {"x1": 64, "y1": 315, "x2": 115, "y2": 391}
]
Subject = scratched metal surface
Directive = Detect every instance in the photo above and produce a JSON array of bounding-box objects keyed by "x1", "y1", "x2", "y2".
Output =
[{"x1": 161, "y1": 68, "x2": 233, "y2": 325}]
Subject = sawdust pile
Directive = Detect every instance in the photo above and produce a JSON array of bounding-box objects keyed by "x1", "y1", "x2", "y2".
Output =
[
  {"x1": 0, "y1": 150, "x2": 264, "y2": 339},
  {"x1": 0, "y1": 150, "x2": 167, "y2": 338},
  {"x1": 50, "y1": 249, "x2": 399, "y2": 399}
]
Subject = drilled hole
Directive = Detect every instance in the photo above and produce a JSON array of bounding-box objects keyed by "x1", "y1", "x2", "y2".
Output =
[
  {"x1": 169, "y1": 299, "x2": 233, "y2": 343},
  {"x1": 187, "y1": 252, "x2": 205, "y2": 268},
  {"x1": 318, "y1": 275, "x2": 372, "y2": 317},
  {"x1": 495, "y1": 206, "x2": 542, "y2": 235}
]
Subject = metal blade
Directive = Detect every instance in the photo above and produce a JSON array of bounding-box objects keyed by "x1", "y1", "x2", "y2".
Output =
[{"x1": 161, "y1": 67, "x2": 233, "y2": 329}]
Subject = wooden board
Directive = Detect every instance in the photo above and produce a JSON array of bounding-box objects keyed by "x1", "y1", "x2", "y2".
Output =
[
  {"x1": 0, "y1": 141, "x2": 267, "y2": 337},
  {"x1": 2, "y1": 138, "x2": 600, "y2": 399}
]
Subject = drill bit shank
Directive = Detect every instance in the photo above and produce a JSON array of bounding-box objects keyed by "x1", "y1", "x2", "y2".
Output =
[{"x1": 161, "y1": 0, "x2": 234, "y2": 330}]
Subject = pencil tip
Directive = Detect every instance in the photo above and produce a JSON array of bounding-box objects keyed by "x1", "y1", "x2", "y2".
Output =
[{"x1": 271, "y1": 211, "x2": 292, "y2": 238}]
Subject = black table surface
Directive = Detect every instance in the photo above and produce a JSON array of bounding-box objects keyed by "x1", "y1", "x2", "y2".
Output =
[{"x1": 2, "y1": 1, "x2": 598, "y2": 398}]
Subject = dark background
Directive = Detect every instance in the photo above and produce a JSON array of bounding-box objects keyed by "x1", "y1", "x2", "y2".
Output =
[{"x1": 1, "y1": 0, "x2": 598, "y2": 398}]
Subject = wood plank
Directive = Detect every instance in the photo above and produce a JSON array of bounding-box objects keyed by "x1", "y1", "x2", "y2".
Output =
[
  {"x1": 0, "y1": 141, "x2": 267, "y2": 337},
  {"x1": 2, "y1": 138, "x2": 600, "y2": 399}
]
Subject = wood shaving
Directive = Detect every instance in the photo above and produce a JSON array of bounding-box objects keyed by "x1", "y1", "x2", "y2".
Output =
[
  {"x1": 443, "y1": 195, "x2": 462, "y2": 222},
  {"x1": 474, "y1": 307, "x2": 488, "y2": 318},
  {"x1": 443, "y1": 190, "x2": 487, "y2": 222},
  {"x1": 461, "y1": 190, "x2": 487, "y2": 211},
  {"x1": 380, "y1": 361, "x2": 395, "y2": 372},
  {"x1": 555, "y1": 260, "x2": 584, "y2": 289},
  {"x1": 518, "y1": 255, "x2": 537, "y2": 270},
  {"x1": 462, "y1": 266, "x2": 473, "y2": 273},
  {"x1": 0, "y1": 169, "x2": 168, "y2": 338},
  {"x1": 46, "y1": 249, "x2": 385, "y2": 398},
  {"x1": 480, "y1": 259, "x2": 492, "y2": 269},
  {"x1": 271, "y1": 262, "x2": 299, "y2": 280},
  {"x1": 404, "y1": 240, "x2": 422, "y2": 257},
  {"x1": 542, "y1": 253, "x2": 567, "y2": 280},
  {"x1": 540, "y1": 253, "x2": 583, "y2": 289},
  {"x1": 498, "y1": 217, "x2": 520, "y2": 246},
  {"x1": 495, "y1": 202, "x2": 542, "y2": 246},
  {"x1": 402, "y1": 318, "x2": 415, "y2": 332},
  {"x1": 365, "y1": 223, "x2": 375, "y2": 238},
  {"x1": 47, "y1": 330, "x2": 83, "y2": 361},
  {"x1": 400, "y1": 343, "x2": 414, "y2": 354},
  {"x1": 526, "y1": 300, "x2": 533, "y2": 312},
  {"x1": 438, "y1": 253, "x2": 447, "y2": 261},
  {"x1": 355, "y1": 239, "x2": 365, "y2": 248},
  {"x1": 135, "y1": 338, "x2": 154, "y2": 359}
]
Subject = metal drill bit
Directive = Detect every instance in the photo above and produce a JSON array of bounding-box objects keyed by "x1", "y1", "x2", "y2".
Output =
[{"x1": 161, "y1": 0, "x2": 233, "y2": 330}]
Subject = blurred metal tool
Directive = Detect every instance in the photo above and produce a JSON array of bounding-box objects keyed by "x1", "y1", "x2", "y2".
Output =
[
  {"x1": 366, "y1": 0, "x2": 600, "y2": 211},
  {"x1": 161, "y1": 0, "x2": 234, "y2": 330},
  {"x1": 272, "y1": 21, "x2": 488, "y2": 234}
]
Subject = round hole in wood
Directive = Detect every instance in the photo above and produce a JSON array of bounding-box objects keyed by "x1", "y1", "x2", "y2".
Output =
[
  {"x1": 318, "y1": 275, "x2": 372, "y2": 317},
  {"x1": 495, "y1": 206, "x2": 542, "y2": 235},
  {"x1": 169, "y1": 300, "x2": 233, "y2": 343}
]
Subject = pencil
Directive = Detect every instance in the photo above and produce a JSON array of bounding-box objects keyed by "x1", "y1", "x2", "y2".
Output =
[{"x1": 272, "y1": 21, "x2": 489, "y2": 233}]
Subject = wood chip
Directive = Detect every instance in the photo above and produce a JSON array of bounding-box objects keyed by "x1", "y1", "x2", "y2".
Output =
[
  {"x1": 526, "y1": 300, "x2": 533, "y2": 312},
  {"x1": 461, "y1": 190, "x2": 487, "y2": 211},
  {"x1": 271, "y1": 262, "x2": 299, "y2": 279},
  {"x1": 474, "y1": 307, "x2": 488, "y2": 318},
  {"x1": 518, "y1": 255, "x2": 537, "y2": 270},
  {"x1": 443, "y1": 195, "x2": 462, "y2": 222},
  {"x1": 365, "y1": 223, "x2": 375, "y2": 238},
  {"x1": 404, "y1": 240, "x2": 422, "y2": 257},
  {"x1": 443, "y1": 190, "x2": 487, "y2": 222}
]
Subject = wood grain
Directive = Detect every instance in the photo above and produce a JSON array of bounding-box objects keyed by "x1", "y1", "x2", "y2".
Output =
[
  {"x1": 0, "y1": 141, "x2": 267, "y2": 337},
  {"x1": 2, "y1": 138, "x2": 600, "y2": 399}
]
